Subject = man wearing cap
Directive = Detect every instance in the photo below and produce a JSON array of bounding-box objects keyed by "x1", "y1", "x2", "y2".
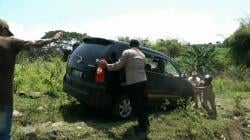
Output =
[
  {"x1": 100, "y1": 40, "x2": 149, "y2": 134},
  {"x1": 188, "y1": 71, "x2": 201, "y2": 109},
  {"x1": 0, "y1": 18, "x2": 62, "y2": 140}
]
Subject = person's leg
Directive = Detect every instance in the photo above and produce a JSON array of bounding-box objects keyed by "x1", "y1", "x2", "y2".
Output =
[
  {"x1": 198, "y1": 91, "x2": 203, "y2": 108},
  {"x1": 134, "y1": 82, "x2": 149, "y2": 132},
  {"x1": 128, "y1": 84, "x2": 143, "y2": 132},
  {"x1": 128, "y1": 85, "x2": 138, "y2": 118},
  {"x1": 202, "y1": 94, "x2": 210, "y2": 113},
  {"x1": 138, "y1": 83, "x2": 149, "y2": 129},
  {"x1": 193, "y1": 90, "x2": 199, "y2": 109},
  {"x1": 0, "y1": 105, "x2": 13, "y2": 140},
  {"x1": 208, "y1": 93, "x2": 217, "y2": 119}
]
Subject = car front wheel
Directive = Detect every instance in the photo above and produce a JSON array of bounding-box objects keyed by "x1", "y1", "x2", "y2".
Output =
[{"x1": 112, "y1": 95, "x2": 133, "y2": 119}]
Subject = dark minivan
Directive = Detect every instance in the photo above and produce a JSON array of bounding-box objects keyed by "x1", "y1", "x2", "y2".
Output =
[{"x1": 63, "y1": 37, "x2": 194, "y2": 119}]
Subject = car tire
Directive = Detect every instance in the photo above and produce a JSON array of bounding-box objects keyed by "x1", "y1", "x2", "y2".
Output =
[{"x1": 112, "y1": 95, "x2": 133, "y2": 120}]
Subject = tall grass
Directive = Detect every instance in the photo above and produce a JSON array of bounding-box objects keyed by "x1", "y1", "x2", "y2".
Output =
[
  {"x1": 14, "y1": 57, "x2": 66, "y2": 95},
  {"x1": 12, "y1": 57, "x2": 249, "y2": 139},
  {"x1": 214, "y1": 66, "x2": 250, "y2": 98}
]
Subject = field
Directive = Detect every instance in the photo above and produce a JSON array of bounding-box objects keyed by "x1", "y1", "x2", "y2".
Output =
[{"x1": 12, "y1": 58, "x2": 250, "y2": 140}]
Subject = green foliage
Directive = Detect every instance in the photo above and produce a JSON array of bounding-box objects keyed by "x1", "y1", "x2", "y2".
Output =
[
  {"x1": 138, "y1": 38, "x2": 152, "y2": 48},
  {"x1": 224, "y1": 18, "x2": 250, "y2": 67},
  {"x1": 117, "y1": 36, "x2": 152, "y2": 48},
  {"x1": 213, "y1": 66, "x2": 250, "y2": 96},
  {"x1": 42, "y1": 30, "x2": 87, "y2": 50},
  {"x1": 42, "y1": 58, "x2": 65, "y2": 97},
  {"x1": 152, "y1": 39, "x2": 184, "y2": 58},
  {"x1": 16, "y1": 30, "x2": 88, "y2": 62},
  {"x1": 117, "y1": 36, "x2": 130, "y2": 43},
  {"x1": 233, "y1": 94, "x2": 245, "y2": 116},
  {"x1": 214, "y1": 77, "x2": 250, "y2": 94},
  {"x1": 181, "y1": 46, "x2": 222, "y2": 75},
  {"x1": 214, "y1": 47, "x2": 231, "y2": 68},
  {"x1": 226, "y1": 65, "x2": 250, "y2": 81},
  {"x1": 14, "y1": 57, "x2": 66, "y2": 94},
  {"x1": 149, "y1": 104, "x2": 239, "y2": 140}
]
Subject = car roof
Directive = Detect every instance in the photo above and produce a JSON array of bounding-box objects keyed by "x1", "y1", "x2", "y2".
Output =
[
  {"x1": 113, "y1": 40, "x2": 171, "y2": 59},
  {"x1": 82, "y1": 37, "x2": 182, "y2": 74},
  {"x1": 83, "y1": 37, "x2": 172, "y2": 60}
]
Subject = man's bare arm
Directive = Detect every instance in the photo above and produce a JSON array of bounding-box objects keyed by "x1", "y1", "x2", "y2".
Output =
[
  {"x1": 10, "y1": 32, "x2": 63, "y2": 51},
  {"x1": 31, "y1": 32, "x2": 63, "y2": 48},
  {"x1": 196, "y1": 86, "x2": 205, "y2": 89}
]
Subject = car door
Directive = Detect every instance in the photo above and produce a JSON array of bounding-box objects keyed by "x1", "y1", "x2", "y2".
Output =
[
  {"x1": 145, "y1": 55, "x2": 183, "y2": 103},
  {"x1": 106, "y1": 44, "x2": 128, "y2": 94},
  {"x1": 144, "y1": 54, "x2": 167, "y2": 105},
  {"x1": 160, "y1": 58, "x2": 182, "y2": 100}
]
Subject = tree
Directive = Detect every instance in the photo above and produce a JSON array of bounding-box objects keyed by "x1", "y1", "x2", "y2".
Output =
[
  {"x1": 42, "y1": 30, "x2": 88, "y2": 50},
  {"x1": 137, "y1": 38, "x2": 152, "y2": 48},
  {"x1": 42, "y1": 30, "x2": 88, "y2": 61},
  {"x1": 117, "y1": 36, "x2": 152, "y2": 48},
  {"x1": 17, "y1": 30, "x2": 88, "y2": 62},
  {"x1": 224, "y1": 17, "x2": 250, "y2": 67},
  {"x1": 151, "y1": 39, "x2": 183, "y2": 58},
  {"x1": 117, "y1": 36, "x2": 130, "y2": 43}
]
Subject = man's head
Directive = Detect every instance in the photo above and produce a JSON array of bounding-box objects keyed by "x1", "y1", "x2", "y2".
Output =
[
  {"x1": 0, "y1": 18, "x2": 13, "y2": 37},
  {"x1": 191, "y1": 71, "x2": 198, "y2": 78},
  {"x1": 129, "y1": 39, "x2": 140, "y2": 48},
  {"x1": 204, "y1": 74, "x2": 212, "y2": 86}
]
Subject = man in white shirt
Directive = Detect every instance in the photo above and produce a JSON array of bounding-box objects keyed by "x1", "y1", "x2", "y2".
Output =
[
  {"x1": 100, "y1": 40, "x2": 149, "y2": 134},
  {"x1": 188, "y1": 71, "x2": 201, "y2": 108}
]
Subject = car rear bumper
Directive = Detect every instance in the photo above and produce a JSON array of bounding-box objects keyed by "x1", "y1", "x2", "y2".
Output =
[{"x1": 63, "y1": 82, "x2": 112, "y2": 109}]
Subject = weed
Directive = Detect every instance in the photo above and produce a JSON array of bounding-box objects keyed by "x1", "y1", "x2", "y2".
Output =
[{"x1": 233, "y1": 94, "x2": 246, "y2": 116}]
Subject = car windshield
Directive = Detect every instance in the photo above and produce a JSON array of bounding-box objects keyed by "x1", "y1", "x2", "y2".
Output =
[{"x1": 71, "y1": 43, "x2": 112, "y2": 63}]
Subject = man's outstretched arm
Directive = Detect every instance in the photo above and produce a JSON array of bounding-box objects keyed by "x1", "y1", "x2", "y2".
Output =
[
  {"x1": 10, "y1": 32, "x2": 63, "y2": 51},
  {"x1": 31, "y1": 32, "x2": 62, "y2": 48}
]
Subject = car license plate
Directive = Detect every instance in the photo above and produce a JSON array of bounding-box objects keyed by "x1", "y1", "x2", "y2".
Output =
[{"x1": 72, "y1": 69, "x2": 82, "y2": 78}]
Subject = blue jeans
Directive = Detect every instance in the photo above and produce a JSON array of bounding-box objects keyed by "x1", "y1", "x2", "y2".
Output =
[{"x1": 0, "y1": 105, "x2": 13, "y2": 140}]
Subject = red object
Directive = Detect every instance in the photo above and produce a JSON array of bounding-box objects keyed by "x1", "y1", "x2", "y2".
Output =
[{"x1": 95, "y1": 59, "x2": 106, "y2": 83}]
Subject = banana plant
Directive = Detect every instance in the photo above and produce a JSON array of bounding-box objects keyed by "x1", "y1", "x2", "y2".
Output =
[{"x1": 182, "y1": 46, "x2": 219, "y2": 75}]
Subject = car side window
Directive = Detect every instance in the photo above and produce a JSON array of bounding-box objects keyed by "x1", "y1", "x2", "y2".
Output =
[
  {"x1": 163, "y1": 59, "x2": 179, "y2": 77},
  {"x1": 116, "y1": 45, "x2": 128, "y2": 58},
  {"x1": 108, "y1": 44, "x2": 127, "y2": 63},
  {"x1": 144, "y1": 54, "x2": 179, "y2": 76},
  {"x1": 145, "y1": 56, "x2": 157, "y2": 71},
  {"x1": 152, "y1": 58, "x2": 165, "y2": 74}
]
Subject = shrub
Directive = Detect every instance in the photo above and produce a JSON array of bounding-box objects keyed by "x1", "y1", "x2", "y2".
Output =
[{"x1": 180, "y1": 46, "x2": 222, "y2": 75}]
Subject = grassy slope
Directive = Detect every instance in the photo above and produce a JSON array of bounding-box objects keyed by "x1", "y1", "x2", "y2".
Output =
[{"x1": 12, "y1": 60, "x2": 250, "y2": 140}]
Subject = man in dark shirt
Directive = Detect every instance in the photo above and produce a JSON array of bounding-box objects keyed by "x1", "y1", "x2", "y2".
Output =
[{"x1": 0, "y1": 18, "x2": 62, "y2": 140}]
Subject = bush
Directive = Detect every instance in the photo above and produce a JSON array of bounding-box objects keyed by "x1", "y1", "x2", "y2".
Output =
[
  {"x1": 180, "y1": 46, "x2": 223, "y2": 75},
  {"x1": 14, "y1": 57, "x2": 66, "y2": 94},
  {"x1": 224, "y1": 18, "x2": 250, "y2": 67}
]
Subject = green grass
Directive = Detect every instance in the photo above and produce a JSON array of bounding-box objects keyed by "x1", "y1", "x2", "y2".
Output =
[{"x1": 12, "y1": 58, "x2": 250, "y2": 140}]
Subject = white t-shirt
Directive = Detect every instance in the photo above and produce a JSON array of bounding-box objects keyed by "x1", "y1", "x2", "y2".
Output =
[{"x1": 188, "y1": 76, "x2": 201, "y2": 87}]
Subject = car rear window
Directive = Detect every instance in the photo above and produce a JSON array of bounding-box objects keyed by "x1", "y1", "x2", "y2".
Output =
[{"x1": 71, "y1": 43, "x2": 112, "y2": 63}]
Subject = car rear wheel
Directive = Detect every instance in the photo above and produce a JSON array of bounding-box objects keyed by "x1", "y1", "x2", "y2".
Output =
[{"x1": 112, "y1": 95, "x2": 133, "y2": 119}]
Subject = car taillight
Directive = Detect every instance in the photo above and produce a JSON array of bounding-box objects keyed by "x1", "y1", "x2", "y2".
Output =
[{"x1": 95, "y1": 62, "x2": 106, "y2": 83}]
